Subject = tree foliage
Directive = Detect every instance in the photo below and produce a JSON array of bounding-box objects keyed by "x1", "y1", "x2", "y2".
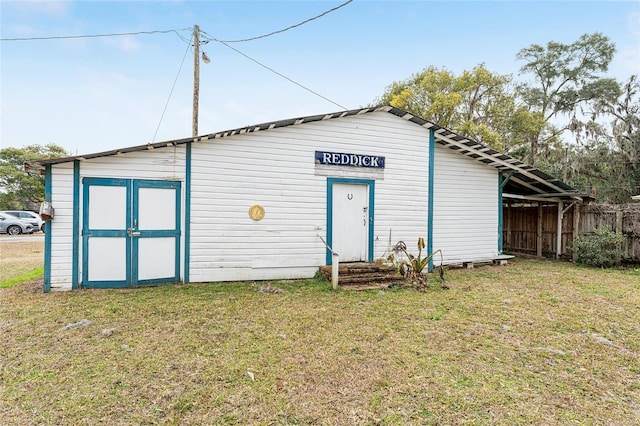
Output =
[
  {"x1": 0, "y1": 144, "x2": 70, "y2": 210},
  {"x1": 375, "y1": 64, "x2": 515, "y2": 150},
  {"x1": 566, "y1": 74, "x2": 640, "y2": 202},
  {"x1": 515, "y1": 32, "x2": 621, "y2": 165},
  {"x1": 373, "y1": 32, "x2": 636, "y2": 203}
]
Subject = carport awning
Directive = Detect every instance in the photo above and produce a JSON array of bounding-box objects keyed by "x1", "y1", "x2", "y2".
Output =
[{"x1": 381, "y1": 107, "x2": 584, "y2": 201}]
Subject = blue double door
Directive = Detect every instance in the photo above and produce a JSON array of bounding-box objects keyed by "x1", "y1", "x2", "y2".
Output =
[{"x1": 82, "y1": 178, "x2": 181, "y2": 288}]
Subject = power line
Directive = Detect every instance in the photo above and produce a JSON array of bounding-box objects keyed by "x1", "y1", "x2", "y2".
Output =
[
  {"x1": 1, "y1": 0, "x2": 353, "y2": 44},
  {"x1": 215, "y1": 39, "x2": 348, "y2": 111},
  {"x1": 152, "y1": 33, "x2": 194, "y2": 143},
  {"x1": 196, "y1": 0, "x2": 353, "y2": 109},
  {"x1": 210, "y1": 0, "x2": 353, "y2": 43},
  {"x1": 0, "y1": 28, "x2": 190, "y2": 42}
]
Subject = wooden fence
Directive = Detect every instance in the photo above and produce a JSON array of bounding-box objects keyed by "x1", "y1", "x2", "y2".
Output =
[{"x1": 503, "y1": 202, "x2": 640, "y2": 263}]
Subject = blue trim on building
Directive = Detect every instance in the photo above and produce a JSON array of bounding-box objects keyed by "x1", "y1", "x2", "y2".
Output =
[
  {"x1": 72, "y1": 161, "x2": 80, "y2": 289},
  {"x1": 43, "y1": 165, "x2": 52, "y2": 292},
  {"x1": 184, "y1": 142, "x2": 191, "y2": 283},
  {"x1": 326, "y1": 180, "x2": 334, "y2": 265},
  {"x1": 325, "y1": 177, "x2": 375, "y2": 265},
  {"x1": 498, "y1": 172, "x2": 503, "y2": 254},
  {"x1": 427, "y1": 129, "x2": 435, "y2": 272}
]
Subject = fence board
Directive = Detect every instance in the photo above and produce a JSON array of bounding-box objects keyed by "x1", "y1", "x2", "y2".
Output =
[{"x1": 503, "y1": 202, "x2": 640, "y2": 262}]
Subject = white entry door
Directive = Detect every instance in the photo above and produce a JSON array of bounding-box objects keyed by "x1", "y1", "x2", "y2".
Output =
[
  {"x1": 332, "y1": 183, "x2": 369, "y2": 262},
  {"x1": 82, "y1": 178, "x2": 181, "y2": 288}
]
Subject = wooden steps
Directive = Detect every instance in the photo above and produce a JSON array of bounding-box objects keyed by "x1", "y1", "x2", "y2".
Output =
[{"x1": 318, "y1": 262, "x2": 407, "y2": 290}]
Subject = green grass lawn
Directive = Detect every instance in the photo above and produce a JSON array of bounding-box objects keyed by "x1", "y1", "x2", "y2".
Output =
[
  {"x1": 0, "y1": 239, "x2": 44, "y2": 286},
  {"x1": 1, "y1": 259, "x2": 639, "y2": 425}
]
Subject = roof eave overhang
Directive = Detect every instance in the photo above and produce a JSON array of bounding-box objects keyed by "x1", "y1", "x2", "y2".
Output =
[{"x1": 26, "y1": 105, "x2": 578, "y2": 199}]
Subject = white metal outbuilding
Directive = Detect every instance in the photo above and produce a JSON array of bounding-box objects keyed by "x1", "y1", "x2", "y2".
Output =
[{"x1": 29, "y1": 106, "x2": 582, "y2": 291}]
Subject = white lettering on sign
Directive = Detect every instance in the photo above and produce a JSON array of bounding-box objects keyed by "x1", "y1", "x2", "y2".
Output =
[{"x1": 314, "y1": 151, "x2": 385, "y2": 169}]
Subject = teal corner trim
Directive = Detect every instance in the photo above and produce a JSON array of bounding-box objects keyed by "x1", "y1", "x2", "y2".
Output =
[
  {"x1": 427, "y1": 129, "x2": 435, "y2": 272},
  {"x1": 72, "y1": 161, "x2": 80, "y2": 290},
  {"x1": 326, "y1": 177, "x2": 375, "y2": 265},
  {"x1": 501, "y1": 170, "x2": 515, "y2": 188},
  {"x1": 326, "y1": 180, "x2": 333, "y2": 265},
  {"x1": 43, "y1": 165, "x2": 52, "y2": 292},
  {"x1": 498, "y1": 172, "x2": 503, "y2": 254},
  {"x1": 184, "y1": 142, "x2": 191, "y2": 283}
]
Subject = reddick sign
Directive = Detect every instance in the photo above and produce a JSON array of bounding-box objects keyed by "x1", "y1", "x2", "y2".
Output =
[{"x1": 315, "y1": 151, "x2": 385, "y2": 169}]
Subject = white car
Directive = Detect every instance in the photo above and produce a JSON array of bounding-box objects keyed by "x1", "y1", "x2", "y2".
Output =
[
  {"x1": 1, "y1": 210, "x2": 44, "y2": 232},
  {"x1": 0, "y1": 213, "x2": 34, "y2": 235}
]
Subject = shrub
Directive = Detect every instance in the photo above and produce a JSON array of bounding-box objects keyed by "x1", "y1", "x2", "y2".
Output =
[
  {"x1": 387, "y1": 238, "x2": 447, "y2": 290},
  {"x1": 571, "y1": 227, "x2": 627, "y2": 267}
]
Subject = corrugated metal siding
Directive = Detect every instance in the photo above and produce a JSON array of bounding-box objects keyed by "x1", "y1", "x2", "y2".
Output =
[
  {"x1": 433, "y1": 146, "x2": 499, "y2": 264},
  {"x1": 49, "y1": 163, "x2": 74, "y2": 290},
  {"x1": 189, "y1": 112, "x2": 430, "y2": 282}
]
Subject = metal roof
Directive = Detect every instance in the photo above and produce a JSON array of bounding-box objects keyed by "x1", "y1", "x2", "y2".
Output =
[{"x1": 27, "y1": 105, "x2": 583, "y2": 200}]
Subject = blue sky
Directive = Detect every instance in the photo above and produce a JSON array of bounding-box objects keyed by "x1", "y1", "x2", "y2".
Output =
[{"x1": 1, "y1": 0, "x2": 639, "y2": 155}]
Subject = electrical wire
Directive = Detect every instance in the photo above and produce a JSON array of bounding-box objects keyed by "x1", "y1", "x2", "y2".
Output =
[
  {"x1": 151, "y1": 34, "x2": 194, "y2": 143},
  {"x1": 209, "y1": 0, "x2": 353, "y2": 43},
  {"x1": 0, "y1": 28, "x2": 190, "y2": 42},
  {"x1": 215, "y1": 39, "x2": 348, "y2": 111}
]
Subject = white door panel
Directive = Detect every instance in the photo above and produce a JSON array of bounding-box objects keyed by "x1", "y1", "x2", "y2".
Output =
[
  {"x1": 138, "y1": 238, "x2": 176, "y2": 280},
  {"x1": 88, "y1": 238, "x2": 127, "y2": 281},
  {"x1": 138, "y1": 187, "x2": 176, "y2": 230},
  {"x1": 88, "y1": 185, "x2": 127, "y2": 230},
  {"x1": 332, "y1": 183, "x2": 368, "y2": 262}
]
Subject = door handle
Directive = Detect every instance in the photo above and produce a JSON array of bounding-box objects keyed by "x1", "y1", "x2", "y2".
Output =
[{"x1": 127, "y1": 228, "x2": 141, "y2": 237}]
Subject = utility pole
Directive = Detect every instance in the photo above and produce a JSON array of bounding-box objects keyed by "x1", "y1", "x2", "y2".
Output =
[{"x1": 192, "y1": 25, "x2": 200, "y2": 138}]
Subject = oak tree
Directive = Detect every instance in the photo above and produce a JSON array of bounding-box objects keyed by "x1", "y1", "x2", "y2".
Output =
[
  {"x1": 375, "y1": 64, "x2": 516, "y2": 150},
  {"x1": 0, "y1": 144, "x2": 70, "y2": 210},
  {"x1": 516, "y1": 32, "x2": 621, "y2": 165}
]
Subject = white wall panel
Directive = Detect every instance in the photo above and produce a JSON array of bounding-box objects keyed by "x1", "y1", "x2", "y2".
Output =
[
  {"x1": 48, "y1": 146, "x2": 187, "y2": 290},
  {"x1": 47, "y1": 111, "x2": 503, "y2": 288},
  {"x1": 190, "y1": 112, "x2": 430, "y2": 282},
  {"x1": 433, "y1": 145, "x2": 499, "y2": 264},
  {"x1": 49, "y1": 163, "x2": 74, "y2": 290}
]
